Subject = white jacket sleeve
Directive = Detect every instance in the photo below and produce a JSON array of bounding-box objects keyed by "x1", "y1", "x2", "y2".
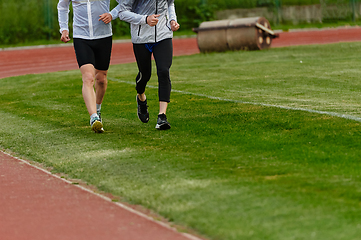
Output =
[
  {"x1": 109, "y1": 4, "x2": 120, "y2": 21},
  {"x1": 117, "y1": 0, "x2": 147, "y2": 25},
  {"x1": 168, "y1": 1, "x2": 177, "y2": 23},
  {"x1": 57, "y1": 0, "x2": 71, "y2": 34}
]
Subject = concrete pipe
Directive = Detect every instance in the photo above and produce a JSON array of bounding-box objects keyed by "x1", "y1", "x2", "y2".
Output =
[{"x1": 193, "y1": 17, "x2": 279, "y2": 53}]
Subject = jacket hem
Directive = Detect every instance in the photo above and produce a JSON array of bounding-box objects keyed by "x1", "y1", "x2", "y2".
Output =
[{"x1": 73, "y1": 33, "x2": 113, "y2": 40}]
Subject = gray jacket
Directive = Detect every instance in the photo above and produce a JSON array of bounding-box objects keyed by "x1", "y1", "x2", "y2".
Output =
[{"x1": 117, "y1": 0, "x2": 177, "y2": 44}]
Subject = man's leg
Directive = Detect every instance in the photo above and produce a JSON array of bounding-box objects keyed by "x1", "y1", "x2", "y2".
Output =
[
  {"x1": 94, "y1": 69, "x2": 108, "y2": 122},
  {"x1": 95, "y1": 69, "x2": 108, "y2": 105},
  {"x1": 80, "y1": 64, "x2": 103, "y2": 133},
  {"x1": 80, "y1": 64, "x2": 97, "y2": 116}
]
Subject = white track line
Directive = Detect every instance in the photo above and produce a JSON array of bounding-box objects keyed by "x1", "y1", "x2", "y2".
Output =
[
  {"x1": 109, "y1": 77, "x2": 361, "y2": 123},
  {"x1": 1, "y1": 151, "x2": 203, "y2": 240}
]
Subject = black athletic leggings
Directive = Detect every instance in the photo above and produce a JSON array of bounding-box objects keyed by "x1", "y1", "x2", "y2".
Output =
[{"x1": 133, "y1": 38, "x2": 173, "y2": 103}]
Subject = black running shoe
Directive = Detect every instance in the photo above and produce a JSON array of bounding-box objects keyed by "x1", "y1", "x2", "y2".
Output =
[
  {"x1": 137, "y1": 95, "x2": 149, "y2": 123},
  {"x1": 155, "y1": 113, "x2": 171, "y2": 130}
]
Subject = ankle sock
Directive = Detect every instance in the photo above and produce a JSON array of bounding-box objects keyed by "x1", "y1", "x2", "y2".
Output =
[
  {"x1": 96, "y1": 104, "x2": 101, "y2": 113},
  {"x1": 90, "y1": 113, "x2": 98, "y2": 120}
]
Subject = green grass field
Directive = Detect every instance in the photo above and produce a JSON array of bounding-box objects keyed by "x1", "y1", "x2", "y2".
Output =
[{"x1": 2, "y1": 42, "x2": 361, "y2": 240}]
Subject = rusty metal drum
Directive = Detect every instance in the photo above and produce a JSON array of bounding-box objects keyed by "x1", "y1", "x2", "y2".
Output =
[
  {"x1": 194, "y1": 20, "x2": 229, "y2": 52},
  {"x1": 193, "y1": 17, "x2": 278, "y2": 53}
]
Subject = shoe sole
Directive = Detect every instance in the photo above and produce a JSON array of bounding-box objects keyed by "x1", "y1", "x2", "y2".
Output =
[
  {"x1": 155, "y1": 123, "x2": 171, "y2": 130},
  {"x1": 91, "y1": 120, "x2": 104, "y2": 133},
  {"x1": 136, "y1": 95, "x2": 149, "y2": 123},
  {"x1": 138, "y1": 114, "x2": 149, "y2": 123}
]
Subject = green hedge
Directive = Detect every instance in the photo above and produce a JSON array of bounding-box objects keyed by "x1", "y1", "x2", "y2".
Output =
[
  {"x1": 0, "y1": 0, "x2": 358, "y2": 45},
  {"x1": 0, "y1": 1, "x2": 54, "y2": 44}
]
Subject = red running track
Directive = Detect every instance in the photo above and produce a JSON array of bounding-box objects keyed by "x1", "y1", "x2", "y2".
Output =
[
  {"x1": 0, "y1": 38, "x2": 200, "y2": 79},
  {"x1": 0, "y1": 153, "x2": 202, "y2": 240},
  {"x1": 2, "y1": 27, "x2": 361, "y2": 79},
  {"x1": 272, "y1": 26, "x2": 361, "y2": 47},
  {"x1": 1, "y1": 27, "x2": 361, "y2": 240}
]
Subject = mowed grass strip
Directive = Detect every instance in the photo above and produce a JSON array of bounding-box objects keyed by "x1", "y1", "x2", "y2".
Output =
[
  {"x1": 167, "y1": 42, "x2": 361, "y2": 118},
  {"x1": 1, "y1": 43, "x2": 361, "y2": 240}
]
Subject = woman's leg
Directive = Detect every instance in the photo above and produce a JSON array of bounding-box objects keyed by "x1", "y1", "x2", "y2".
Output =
[
  {"x1": 133, "y1": 44, "x2": 152, "y2": 97},
  {"x1": 133, "y1": 44, "x2": 152, "y2": 123},
  {"x1": 153, "y1": 39, "x2": 173, "y2": 115},
  {"x1": 153, "y1": 39, "x2": 173, "y2": 130}
]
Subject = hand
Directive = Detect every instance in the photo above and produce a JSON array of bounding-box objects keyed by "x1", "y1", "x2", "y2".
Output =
[
  {"x1": 170, "y1": 20, "x2": 180, "y2": 32},
  {"x1": 99, "y1": 13, "x2": 112, "y2": 24},
  {"x1": 60, "y1": 30, "x2": 70, "y2": 43},
  {"x1": 147, "y1": 14, "x2": 160, "y2": 27}
]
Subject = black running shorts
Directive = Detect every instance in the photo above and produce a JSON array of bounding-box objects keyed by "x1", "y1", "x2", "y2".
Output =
[{"x1": 73, "y1": 36, "x2": 112, "y2": 70}]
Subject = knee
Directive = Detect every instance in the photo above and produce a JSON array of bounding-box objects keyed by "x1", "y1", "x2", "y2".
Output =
[
  {"x1": 96, "y1": 72, "x2": 107, "y2": 86},
  {"x1": 137, "y1": 71, "x2": 151, "y2": 82},
  {"x1": 157, "y1": 68, "x2": 170, "y2": 83},
  {"x1": 82, "y1": 72, "x2": 95, "y2": 86}
]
